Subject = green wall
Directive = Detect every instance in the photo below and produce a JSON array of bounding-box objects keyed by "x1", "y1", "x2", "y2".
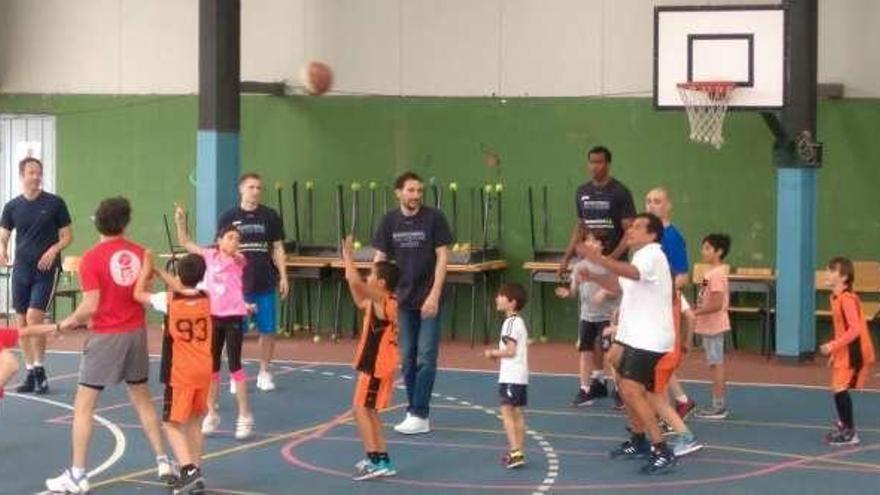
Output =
[{"x1": 1, "y1": 93, "x2": 878, "y2": 342}]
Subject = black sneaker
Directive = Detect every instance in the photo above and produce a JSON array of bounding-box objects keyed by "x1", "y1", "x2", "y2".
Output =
[
  {"x1": 609, "y1": 438, "x2": 650, "y2": 460},
  {"x1": 34, "y1": 367, "x2": 49, "y2": 395},
  {"x1": 15, "y1": 369, "x2": 35, "y2": 393},
  {"x1": 173, "y1": 465, "x2": 205, "y2": 494},
  {"x1": 827, "y1": 428, "x2": 860, "y2": 447},
  {"x1": 590, "y1": 379, "x2": 609, "y2": 398},
  {"x1": 502, "y1": 450, "x2": 526, "y2": 469},
  {"x1": 571, "y1": 389, "x2": 593, "y2": 407},
  {"x1": 641, "y1": 445, "x2": 677, "y2": 475}
]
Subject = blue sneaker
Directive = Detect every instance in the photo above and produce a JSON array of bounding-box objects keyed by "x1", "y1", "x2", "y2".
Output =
[{"x1": 378, "y1": 459, "x2": 397, "y2": 477}]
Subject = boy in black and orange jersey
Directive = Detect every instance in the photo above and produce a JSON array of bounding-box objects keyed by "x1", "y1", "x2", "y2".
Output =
[
  {"x1": 820, "y1": 257, "x2": 876, "y2": 446},
  {"x1": 341, "y1": 235, "x2": 401, "y2": 481},
  {"x1": 135, "y1": 251, "x2": 213, "y2": 494}
]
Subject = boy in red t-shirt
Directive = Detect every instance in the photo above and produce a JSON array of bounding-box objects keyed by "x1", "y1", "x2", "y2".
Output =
[{"x1": 26, "y1": 197, "x2": 174, "y2": 494}]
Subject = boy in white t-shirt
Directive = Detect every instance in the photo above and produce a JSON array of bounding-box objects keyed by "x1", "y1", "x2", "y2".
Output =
[{"x1": 484, "y1": 282, "x2": 529, "y2": 470}]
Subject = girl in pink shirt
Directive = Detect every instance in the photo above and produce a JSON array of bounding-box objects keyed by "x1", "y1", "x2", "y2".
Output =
[
  {"x1": 693, "y1": 234, "x2": 732, "y2": 420},
  {"x1": 175, "y1": 204, "x2": 255, "y2": 440}
]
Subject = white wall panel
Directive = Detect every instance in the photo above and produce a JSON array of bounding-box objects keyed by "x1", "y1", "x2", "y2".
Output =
[
  {"x1": 303, "y1": 0, "x2": 400, "y2": 95},
  {"x1": 401, "y1": 0, "x2": 501, "y2": 96},
  {"x1": 500, "y1": 0, "x2": 601, "y2": 96}
]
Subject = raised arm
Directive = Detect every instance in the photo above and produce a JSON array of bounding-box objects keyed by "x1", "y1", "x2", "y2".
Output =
[
  {"x1": 133, "y1": 249, "x2": 156, "y2": 305},
  {"x1": 342, "y1": 236, "x2": 386, "y2": 308},
  {"x1": 174, "y1": 203, "x2": 202, "y2": 255}
]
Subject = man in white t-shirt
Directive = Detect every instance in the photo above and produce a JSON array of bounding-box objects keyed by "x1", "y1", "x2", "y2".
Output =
[{"x1": 579, "y1": 212, "x2": 677, "y2": 475}]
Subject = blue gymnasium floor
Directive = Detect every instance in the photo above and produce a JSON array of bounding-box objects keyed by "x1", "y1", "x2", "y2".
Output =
[{"x1": 2, "y1": 351, "x2": 880, "y2": 494}]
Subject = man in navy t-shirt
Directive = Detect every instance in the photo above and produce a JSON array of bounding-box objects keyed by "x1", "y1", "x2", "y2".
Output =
[
  {"x1": 372, "y1": 171, "x2": 453, "y2": 435},
  {"x1": 0, "y1": 157, "x2": 73, "y2": 394},
  {"x1": 217, "y1": 173, "x2": 288, "y2": 392},
  {"x1": 561, "y1": 146, "x2": 636, "y2": 277}
]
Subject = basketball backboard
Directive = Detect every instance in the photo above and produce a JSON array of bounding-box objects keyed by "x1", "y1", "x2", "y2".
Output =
[{"x1": 654, "y1": 5, "x2": 786, "y2": 110}]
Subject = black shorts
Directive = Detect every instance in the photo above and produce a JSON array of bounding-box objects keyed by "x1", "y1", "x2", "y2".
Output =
[
  {"x1": 499, "y1": 383, "x2": 528, "y2": 407},
  {"x1": 578, "y1": 320, "x2": 610, "y2": 352},
  {"x1": 12, "y1": 265, "x2": 58, "y2": 314},
  {"x1": 212, "y1": 316, "x2": 244, "y2": 374},
  {"x1": 616, "y1": 344, "x2": 665, "y2": 392}
]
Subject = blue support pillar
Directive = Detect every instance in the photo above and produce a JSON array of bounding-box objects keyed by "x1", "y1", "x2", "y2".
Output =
[
  {"x1": 774, "y1": 167, "x2": 817, "y2": 358},
  {"x1": 196, "y1": 130, "x2": 239, "y2": 244}
]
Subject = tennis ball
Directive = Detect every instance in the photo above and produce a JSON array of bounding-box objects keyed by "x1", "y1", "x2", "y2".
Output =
[
  {"x1": 539, "y1": 335, "x2": 549, "y2": 343},
  {"x1": 495, "y1": 183, "x2": 503, "y2": 193},
  {"x1": 368, "y1": 181, "x2": 377, "y2": 190},
  {"x1": 483, "y1": 184, "x2": 493, "y2": 193},
  {"x1": 353, "y1": 240, "x2": 362, "y2": 249},
  {"x1": 313, "y1": 334, "x2": 323, "y2": 343},
  {"x1": 305, "y1": 180, "x2": 315, "y2": 190},
  {"x1": 449, "y1": 182, "x2": 458, "y2": 191},
  {"x1": 275, "y1": 181, "x2": 283, "y2": 190},
  {"x1": 351, "y1": 182, "x2": 362, "y2": 191}
]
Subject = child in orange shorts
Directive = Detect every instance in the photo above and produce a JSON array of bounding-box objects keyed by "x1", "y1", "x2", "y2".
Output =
[
  {"x1": 341, "y1": 236, "x2": 401, "y2": 481},
  {"x1": 135, "y1": 251, "x2": 214, "y2": 493},
  {"x1": 819, "y1": 257, "x2": 875, "y2": 446}
]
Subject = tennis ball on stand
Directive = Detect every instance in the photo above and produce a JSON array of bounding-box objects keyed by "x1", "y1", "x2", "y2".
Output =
[
  {"x1": 353, "y1": 240, "x2": 363, "y2": 250},
  {"x1": 449, "y1": 182, "x2": 458, "y2": 192},
  {"x1": 368, "y1": 181, "x2": 377, "y2": 190},
  {"x1": 275, "y1": 181, "x2": 283, "y2": 190},
  {"x1": 495, "y1": 183, "x2": 503, "y2": 193},
  {"x1": 483, "y1": 184, "x2": 493, "y2": 193},
  {"x1": 305, "y1": 180, "x2": 315, "y2": 190},
  {"x1": 351, "y1": 182, "x2": 362, "y2": 191},
  {"x1": 313, "y1": 334, "x2": 322, "y2": 343},
  {"x1": 539, "y1": 335, "x2": 549, "y2": 343}
]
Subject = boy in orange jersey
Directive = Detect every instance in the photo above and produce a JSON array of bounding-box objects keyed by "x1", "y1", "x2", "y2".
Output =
[
  {"x1": 135, "y1": 251, "x2": 214, "y2": 494},
  {"x1": 341, "y1": 235, "x2": 401, "y2": 481},
  {"x1": 820, "y1": 257, "x2": 876, "y2": 446}
]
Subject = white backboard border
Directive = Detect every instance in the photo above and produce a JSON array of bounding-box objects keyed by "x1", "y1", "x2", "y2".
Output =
[{"x1": 654, "y1": 4, "x2": 787, "y2": 111}]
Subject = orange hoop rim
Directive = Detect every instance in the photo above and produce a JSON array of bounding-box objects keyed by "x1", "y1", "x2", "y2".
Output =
[{"x1": 676, "y1": 81, "x2": 737, "y2": 93}]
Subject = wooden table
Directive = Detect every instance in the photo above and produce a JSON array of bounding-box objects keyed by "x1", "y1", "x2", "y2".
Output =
[{"x1": 286, "y1": 256, "x2": 508, "y2": 346}]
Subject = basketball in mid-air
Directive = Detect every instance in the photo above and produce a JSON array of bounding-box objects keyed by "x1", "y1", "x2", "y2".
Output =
[{"x1": 300, "y1": 61, "x2": 333, "y2": 96}]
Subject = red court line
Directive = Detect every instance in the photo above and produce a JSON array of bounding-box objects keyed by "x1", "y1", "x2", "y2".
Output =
[{"x1": 281, "y1": 424, "x2": 880, "y2": 491}]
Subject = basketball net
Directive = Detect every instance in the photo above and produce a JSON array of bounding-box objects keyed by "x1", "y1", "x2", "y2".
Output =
[{"x1": 676, "y1": 81, "x2": 736, "y2": 149}]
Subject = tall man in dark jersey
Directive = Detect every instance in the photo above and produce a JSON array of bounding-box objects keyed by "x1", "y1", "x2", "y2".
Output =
[
  {"x1": 217, "y1": 173, "x2": 288, "y2": 391},
  {"x1": 560, "y1": 145, "x2": 636, "y2": 272},
  {"x1": 372, "y1": 171, "x2": 453, "y2": 435},
  {"x1": 0, "y1": 157, "x2": 72, "y2": 394}
]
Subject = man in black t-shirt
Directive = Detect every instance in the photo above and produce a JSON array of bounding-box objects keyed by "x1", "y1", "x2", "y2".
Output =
[
  {"x1": 371, "y1": 171, "x2": 453, "y2": 435},
  {"x1": 0, "y1": 157, "x2": 73, "y2": 394},
  {"x1": 217, "y1": 173, "x2": 288, "y2": 392},
  {"x1": 560, "y1": 145, "x2": 636, "y2": 276}
]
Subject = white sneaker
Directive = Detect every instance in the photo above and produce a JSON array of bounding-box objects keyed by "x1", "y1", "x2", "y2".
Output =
[
  {"x1": 157, "y1": 457, "x2": 179, "y2": 484},
  {"x1": 201, "y1": 411, "x2": 221, "y2": 435},
  {"x1": 256, "y1": 371, "x2": 275, "y2": 391},
  {"x1": 229, "y1": 379, "x2": 237, "y2": 395},
  {"x1": 394, "y1": 414, "x2": 430, "y2": 435},
  {"x1": 46, "y1": 469, "x2": 90, "y2": 494},
  {"x1": 235, "y1": 415, "x2": 255, "y2": 440}
]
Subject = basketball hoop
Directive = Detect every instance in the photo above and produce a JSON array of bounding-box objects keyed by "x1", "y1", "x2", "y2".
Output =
[{"x1": 676, "y1": 81, "x2": 737, "y2": 149}]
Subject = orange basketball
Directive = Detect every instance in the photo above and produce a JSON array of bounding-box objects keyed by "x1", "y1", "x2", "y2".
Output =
[{"x1": 300, "y1": 61, "x2": 333, "y2": 96}]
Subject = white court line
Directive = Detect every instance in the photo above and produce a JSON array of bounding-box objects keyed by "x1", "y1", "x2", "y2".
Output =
[
  {"x1": 40, "y1": 350, "x2": 880, "y2": 393},
  {"x1": 9, "y1": 392, "x2": 126, "y2": 494}
]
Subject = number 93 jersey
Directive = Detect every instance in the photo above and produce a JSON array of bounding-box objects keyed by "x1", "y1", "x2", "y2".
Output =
[{"x1": 160, "y1": 291, "x2": 214, "y2": 388}]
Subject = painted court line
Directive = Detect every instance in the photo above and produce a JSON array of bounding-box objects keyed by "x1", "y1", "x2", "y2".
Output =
[
  {"x1": 9, "y1": 392, "x2": 127, "y2": 494},
  {"x1": 122, "y1": 478, "x2": 267, "y2": 495}
]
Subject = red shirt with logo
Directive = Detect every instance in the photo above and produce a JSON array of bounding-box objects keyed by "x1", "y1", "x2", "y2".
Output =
[{"x1": 79, "y1": 237, "x2": 146, "y2": 333}]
